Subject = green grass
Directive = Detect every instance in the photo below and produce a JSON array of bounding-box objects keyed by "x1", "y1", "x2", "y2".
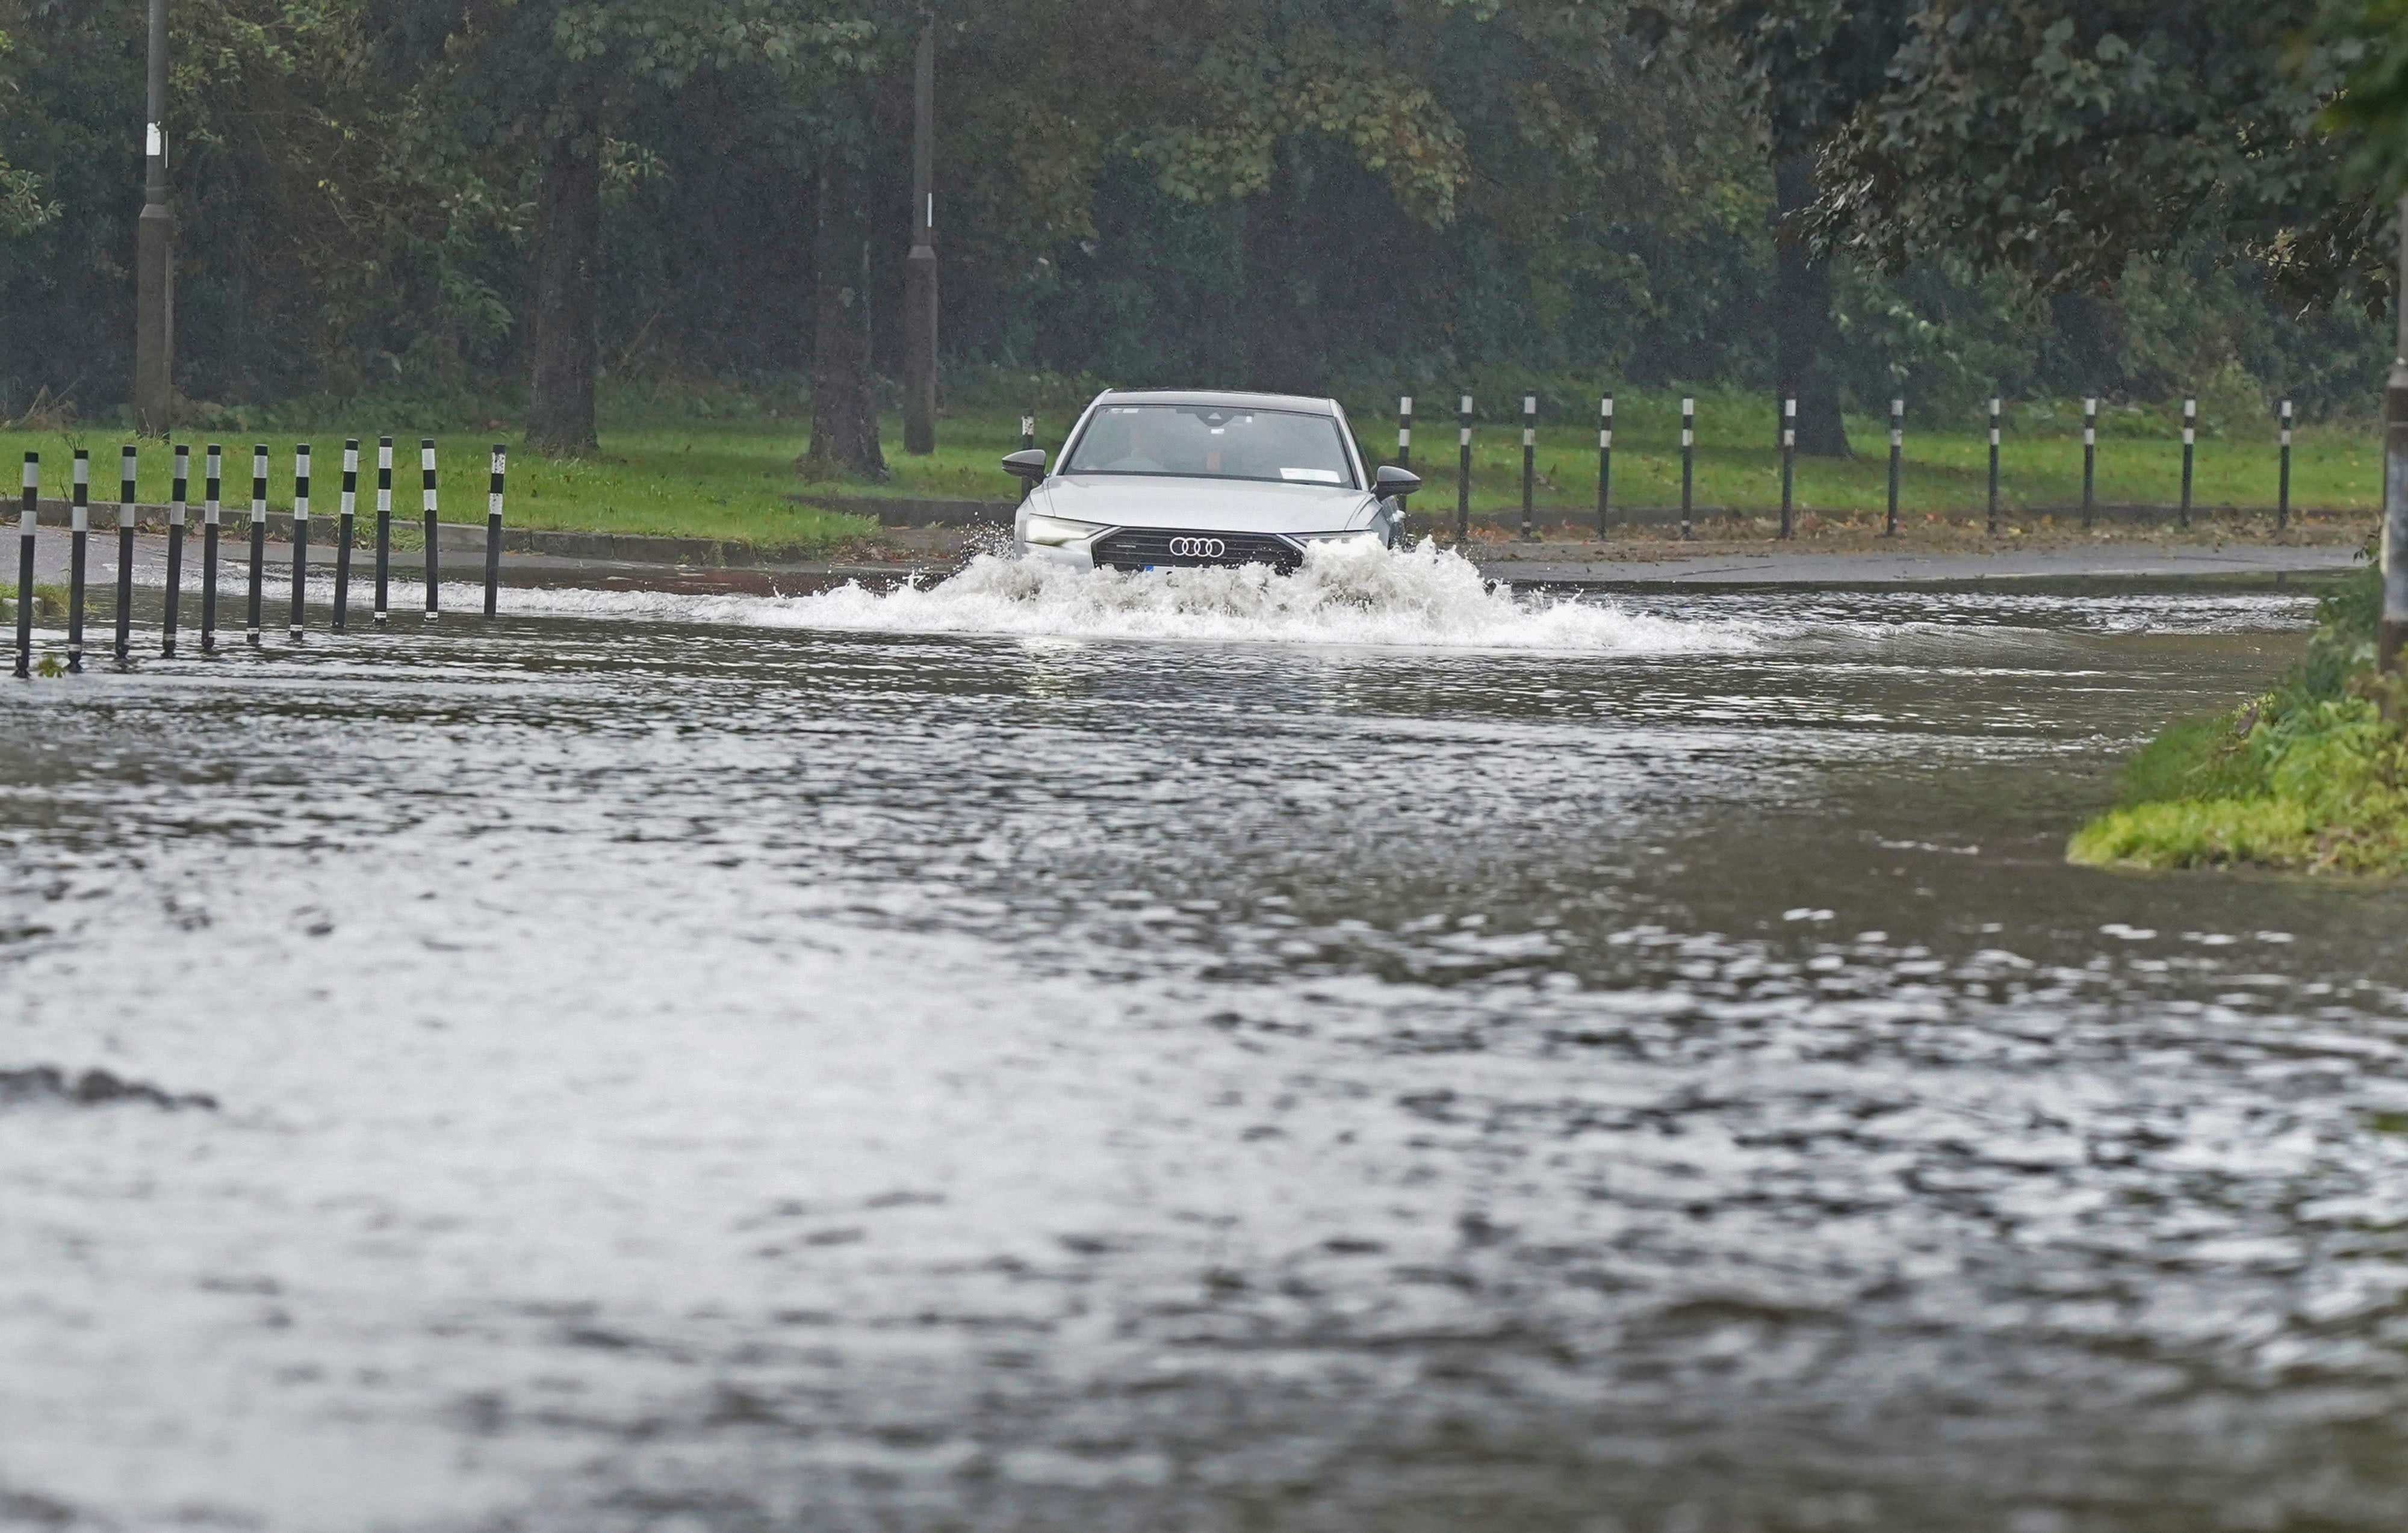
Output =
[
  {"x1": 854, "y1": 389, "x2": 2377, "y2": 521},
  {"x1": 0, "y1": 426, "x2": 877, "y2": 550},
  {"x1": 2068, "y1": 557, "x2": 2408, "y2": 875},
  {"x1": 0, "y1": 388, "x2": 2376, "y2": 547},
  {"x1": 0, "y1": 581, "x2": 65, "y2": 621}
]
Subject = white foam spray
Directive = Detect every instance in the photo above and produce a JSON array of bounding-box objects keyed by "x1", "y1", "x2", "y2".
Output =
[{"x1": 488, "y1": 541, "x2": 1762, "y2": 654}]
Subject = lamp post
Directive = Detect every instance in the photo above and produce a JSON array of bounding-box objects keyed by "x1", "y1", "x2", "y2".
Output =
[
  {"x1": 901, "y1": 10, "x2": 937, "y2": 455},
  {"x1": 133, "y1": 0, "x2": 175, "y2": 435}
]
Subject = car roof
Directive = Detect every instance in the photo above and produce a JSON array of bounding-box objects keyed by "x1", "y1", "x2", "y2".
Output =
[{"x1": 1093, "y1": 389, "x2": 1342, "y2": 416}]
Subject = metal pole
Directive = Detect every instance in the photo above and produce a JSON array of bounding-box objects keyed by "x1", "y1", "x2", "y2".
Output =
[
  {"x1": 2277, "y1": 401, "x2": 2292, "y2": 531},
  {"x1": 1018, "y1": 413, "x2": 1034, "y2": 504},
  {"x1": 115, "y1": 445, "x2": 137, "y2": 662},
  {"x1": 15, "y1": 454, "x2": 35, "y2": 678},
  {"x1": 421, "y1": 439, "x2": 439, "y2": 623},
  {"x1": 68, "y1": 451, "x2": 88, "y2": 672},
  {"x1": 2382, "y1": 193, "x2": 2408, "y2": 674},
  {"x1": 163, "y1": 444, "x2": 185, "y2": 655},
  {"x1": 200, "y1": 444, "x2": 219, "y2": 653},
  {"x1": 334, "y1": 440, "x2": 356, "y2": 630},
  {"x1": 1597, "y1": 395, "x2": 1612, "y2": 540},
  {"x1": 2082, "y1": 397, "x2": 2096, "y2": 531},
  {"x1": 1778, "y1": 397, "x2": 1795, "y2": 539},
  {"x1": 1456, "y1": 395, "x2": 1471, "y2": 543},
  {"x1": 483, "y1": 444, "x2": 505, "y2": 618},
  {"x1": 374, "y1": 436, "x2": 393, "y2": 621},
  {"x1": 2179, "y1": 397, "x2": 2195, "y2": 530},
  {"x1": 1885, "y1": 398, "x2": 1902, "y2": 537},
  {"x1": 245, "y1": 444, "x2": 265, "y2": 647},
  {"x1": 901, "y1": 11, "x2": 937, "y2": 455},
  {"x1": 288, "y1": 444, "x2": 309, "y2": 640},
  {"x1": 134, "y1": 0, "x2": 175, "y2": 435},
  {"x1": 1680, "y1": 397, "x2": 1694, "y2": 540},
  {"x1": 1519, "y1": 394, "x2": 1536, "y2": 540},
  {"x1": 1985, "y1": 397, "x2": 2000, "y2": 536},
  {"x1": 1397, "y1": 395, "x2": 1411, "y2": 512}
]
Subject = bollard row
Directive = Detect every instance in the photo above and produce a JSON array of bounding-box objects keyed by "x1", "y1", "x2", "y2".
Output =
[
  {"x1": 1391, "y1": 392, "x2": 2310, "y2": 540},
  {"x1": 10, "y1": 439, "x2": 509, "y2": 679}
]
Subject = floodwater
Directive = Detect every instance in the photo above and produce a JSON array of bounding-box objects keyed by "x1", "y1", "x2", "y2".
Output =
[{"x1": 5, "y1": 548, "x2": 2407, "y2": 1533}]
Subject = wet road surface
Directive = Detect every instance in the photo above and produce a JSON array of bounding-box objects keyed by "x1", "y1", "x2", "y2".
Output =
[{"x1": 4, "y1": 554, "x2": 2406, "y2": 1532}]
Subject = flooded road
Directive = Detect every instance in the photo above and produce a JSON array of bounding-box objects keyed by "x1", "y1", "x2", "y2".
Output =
[{"x1": 5, "y1": 553, "x2": 2406, "y2": 1532}]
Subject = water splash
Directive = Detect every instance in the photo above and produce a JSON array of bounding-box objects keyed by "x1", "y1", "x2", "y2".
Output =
[{"x1": 497, "y1": 541, "x2": 1763, "y2": 652}]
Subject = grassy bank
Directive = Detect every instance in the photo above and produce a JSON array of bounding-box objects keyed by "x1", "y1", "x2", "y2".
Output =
[
  {"x1": 972, "y1": 389, "x2": 2379, "y2": 524},
  {"x1": 0, "y1": 387, "x2": 2379, "y2": 548},
  {"x1": 2069, "y1": 554, "x2": 2408, "y2": 875},
  {"x1": 0, "y1": 427, "x2": 877, "y2": 550},
  {"x1": 0, "y1": 582, "x2": 64, "y2": 621}
]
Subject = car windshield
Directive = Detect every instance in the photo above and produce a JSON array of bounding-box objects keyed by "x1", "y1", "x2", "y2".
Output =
[{"x1": 1061, "y1": 404, "x2": 1356, "y2": 488}]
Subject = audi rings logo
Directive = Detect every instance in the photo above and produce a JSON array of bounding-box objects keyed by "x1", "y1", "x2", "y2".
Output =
[{"x1": 1168, "y1": 536, "x2": 1227, "y2": 559}]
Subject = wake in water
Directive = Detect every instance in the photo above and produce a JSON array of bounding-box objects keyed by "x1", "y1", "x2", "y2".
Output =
[{"x1": 492, "y1": 539, "x2": 1760, "y2": 652}]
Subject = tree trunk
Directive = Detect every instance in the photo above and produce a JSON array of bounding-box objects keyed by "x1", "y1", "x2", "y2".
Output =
[
  {"x1": 2050, "y1": 290, "x2": 2128, "y2": 396},
  {"x1": 1242, "y1": 143, "x2": 1325, "y2": 396},
  {"x1": 527, "y1": 132, "x2": 601, "y2": 457},
  {"x1": 1772, "y1": 152, "x2": 1851, "y2": 458},
  {"x1": 801, "y1": 152, "x2": 887, "y2": 482}
]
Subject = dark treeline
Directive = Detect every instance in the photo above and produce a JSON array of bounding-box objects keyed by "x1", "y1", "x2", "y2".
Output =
[{"x1": 0, "y1": 0, "x2": 2395, "y2": 470}]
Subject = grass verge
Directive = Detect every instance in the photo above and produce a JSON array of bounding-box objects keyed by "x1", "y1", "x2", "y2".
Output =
[
  {"x1": 0, "y1": 388, "x2": 2379, "y2": 548},
  {"x1": 0, "y1": 427, "x2": 877, "y2": 550},
  {"x1": 2068, "y1": 553, "x2": 2408, "y2": 875},
  {"x1": 0, "y1": 582, "x2": 66, "y2": 621}
]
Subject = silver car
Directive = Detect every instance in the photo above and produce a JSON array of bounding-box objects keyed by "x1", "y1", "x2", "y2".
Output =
[{"x1": 1004, "y1": 389, "x2": 1421, "y2": 573}]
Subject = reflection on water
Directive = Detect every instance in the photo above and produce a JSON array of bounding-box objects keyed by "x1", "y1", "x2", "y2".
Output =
[{"x1": 5, "y1": 570, "x2": 2407, "y2": 1532}]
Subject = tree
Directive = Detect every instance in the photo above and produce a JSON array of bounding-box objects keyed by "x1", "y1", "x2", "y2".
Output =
[
  {"x1": 1819, "y1": 1, "x2": 2371, "y2": 304},
  {"x1": 400, "y1": 0, "x2": 873, "y2": 456},
  {"x1": 797, "y1": 89, "x2": 887, "y2": 481},
  {"x1": 0, "y1": 28, "x2": 53, "y2": 237},
  {"x1": 2311, "y1": 0, "x2": 2408, "y2": 197},
  {"x1": 1648, "y1": 0, "x2": 1914, "y2": 454}
]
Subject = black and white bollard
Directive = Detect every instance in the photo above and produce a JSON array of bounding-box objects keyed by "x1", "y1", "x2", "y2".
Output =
[
  {"x1": 202, "y1": 445, "x2": 222, "y2": 654},
  {"x1": 374, "y1": 436, "x2": 393, "y2": 624},
  {"x1": 1395, "y1": 395, "x2": 1411, "y2": 511},
  {"x1": 1680, "y1": 397, "x2": 1695, "y2": 541},
  {"x1": 483, "y1": 443, "x2": 505, "y2": 618},
  {"x1": 288, "y1": 444, "x2": 311, "y2": 639},
  {"x1": 1456, "y1": 395, "x2": 1472, "y2": 543},
  {"x1": 1597, "y1": 395, "x2": 1613, "y2": 540},
  {"x1": 2179, "y1": 397, "x2": 2195, "y2": 530},
  {"x1": 2278, "y1": 401, "x2": 2294, "y2": 531},
  {"x1": 115, "y1": 445, "x2": 137, "y2": 663},
  {"x1": 1018, "y1": 415, "x2": 1035, "y2": 505},
  {"x1": 163, "y1": 445, "x2": 187, "y2": 657},
  {"x1": 335, "y1": 440, "x2": 357, "y2": 631},
  {"x1": 1985, "y1": 398, "x2": 2001, "y2": 536},
  {"x1": 421, "y1": 439, "x2": 439, "y2": 622},
  {"x1": 246, "y1": 444, "x2": 267, "y2": 648},
  {"x1": 67, "y1": 449, "x2": 88, "y2": 673},
  {"x1": 1885, "y1": 398, "x2": 1903, "y2": 538},
  {"x1": 1778, "y1": 397, "x2": 1796, "y2": 540},
  {"x1": 2082, "y1": 397, "x2": 2097, "y2": 531},
  {"x1": 14, "y1": 453, "x2": 34, "y2": 679},
  {"x1": 1519, "y1": 395, "x2": 1537, "y2": 540}
]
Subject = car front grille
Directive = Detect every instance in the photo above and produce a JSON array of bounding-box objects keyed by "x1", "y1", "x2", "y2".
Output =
[{"x1": 1092, "y1": 527, "x2": 1302, "y2": 574}]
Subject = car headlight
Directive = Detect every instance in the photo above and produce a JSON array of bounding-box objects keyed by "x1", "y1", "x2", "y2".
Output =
[
  {"x1": 1023, "y1": 513, "x2": 1106, "y2": 547},
  {"x1": 1296, "y1": 529, "x2": 1386, "y2": 551}
]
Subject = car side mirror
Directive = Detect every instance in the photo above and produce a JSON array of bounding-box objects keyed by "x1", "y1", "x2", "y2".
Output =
[
  {"x1": 1373, "y1": 464, "x2": 1421, "y2": 498},
  {"x1": 1002, "y1": 448, "x2": 1048, "y2": 480}
]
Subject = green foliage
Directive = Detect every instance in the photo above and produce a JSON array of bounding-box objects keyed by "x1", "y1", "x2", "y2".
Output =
[
  {"x1": 0, "y1": 0, "x2": 2390, "y2": 432},
  {"x1": 2312, "y1": 0, "x2": 2408, "y2": 195},
  {"x1": 2070, "y1": 547, "x2": 2408, "y2": 874},
  {"x1": 1819, "y1": 0, "x2": 2372, "y2": 300}
]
